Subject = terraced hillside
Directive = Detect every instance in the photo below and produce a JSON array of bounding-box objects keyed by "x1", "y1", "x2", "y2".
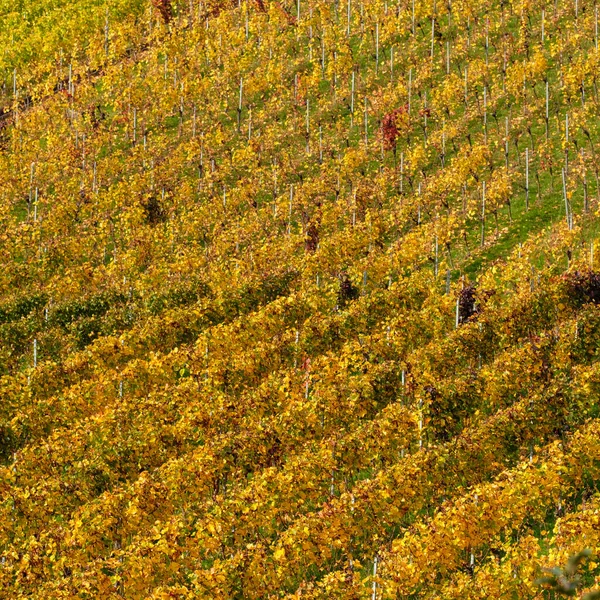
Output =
[{"x1": 1, "y1": 0, "x2": 600, "y2": 597}]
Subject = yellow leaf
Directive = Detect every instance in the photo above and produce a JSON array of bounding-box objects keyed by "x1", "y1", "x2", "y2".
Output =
[{"x1": 273, "y1": 547, "x2": 286, "y2": 561}]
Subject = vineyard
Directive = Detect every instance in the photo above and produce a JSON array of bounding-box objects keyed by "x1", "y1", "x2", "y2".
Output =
[{"x1": 1, "y1": 0, "x2": 600, "y2": 597}]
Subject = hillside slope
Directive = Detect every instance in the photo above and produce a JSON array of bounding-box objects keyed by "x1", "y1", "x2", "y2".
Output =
[{"x1": 1, "y1": 0, "x2": 600, "y2": 598}]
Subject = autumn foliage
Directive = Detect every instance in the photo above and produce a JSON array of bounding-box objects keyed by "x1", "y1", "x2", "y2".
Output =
[
  {"x1": 152, "y1": 0, "x2": 173, "y2": 24},
  {"x1": 382, "y1": 107, "x2": 407, "y2": 151},
  {"x1": 0, "y1": 0, "x2": 600, "y2": 598}
]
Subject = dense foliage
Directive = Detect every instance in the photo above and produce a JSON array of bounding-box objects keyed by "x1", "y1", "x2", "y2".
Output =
[{"x1": 1, "y1": 0, "x2": 600, "y2": 597}]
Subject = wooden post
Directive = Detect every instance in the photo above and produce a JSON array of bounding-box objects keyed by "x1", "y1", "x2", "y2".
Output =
[
  {"x1": 481, "y1": 181, "x2": 486, "y2": 247},
  {"x1": 288, "y1": 184, "x2": 293, "y2": 234},
  {"x1": 351, "y1": 71, "x2": 355, "y2": 123},
  {"x1": 400, "y1": 151, "x2": 404, "y2": 194},
  {"x1": 594, "y1": 6, "x2": 598, "y2": 52},
  {"x1": 347, "y1": 0, "x2": 351, "y2": 36},
  {"x1": 372, "y1": 556, "x2": 378, "y2": 600},
  {"x1": 133, "y1": 108, "x2": 137, "y2": 144},
  {"x1": 418, "y1": 399, "x2": 423, "y2": 448},
  {"x1": 238, "y1": 77, "x2": 243, "y2": 133},
  {"x1": 545, "y1": 80, "x2": 549, "y2": 139},
  {"x1": 582, "y1": 148, "x2": 589, "y2": 213},
  {"x1": 525, "y1": 147, "x2": 529, "y2": 210},
  {"x1": 306, "y1": 98, "x2": 310, "y2": 153},
  {"x1": 455, "y1": 296, "x2": 460, "y2": 328},
  {"x1": 376, "y1": 21, "x2": 379, "y2": 72},
  {"x1": 483, "y1": 86, "x2": 487, "y2": 144},
  {"x1": 408, "y1": 68, "x2": 412, "y2": 113},
  {"x1": 565, "y1": 113, "x2": 570, "y2": 175},
  {"x1": 562, "y1": 168, "x2": 572, "y2": 230},
  {"x1": 442, "y1": 121, "x2": 446, "y2": 167},
  {"x1": 423, "y1": 90, "x2": 428, "y2": 144},
  {"x1": 319, "y1": 125, "x2": 323, "y2": 163},
  {"x1": 505, "y1": 116, "x2": 509, "y2": 168},
  {"x1": 364, "y1": 96, "x2": 368, "y2": 145}
]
